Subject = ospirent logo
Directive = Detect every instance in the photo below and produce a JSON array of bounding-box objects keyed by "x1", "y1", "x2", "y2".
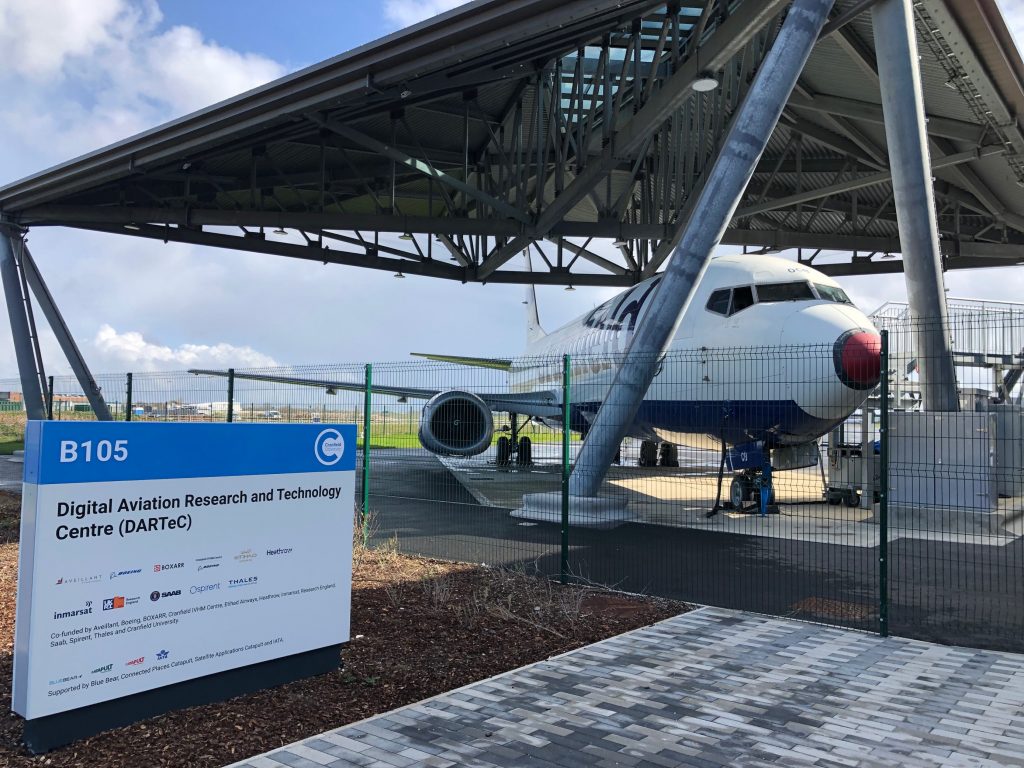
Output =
[{"x1": 314, "y1": 429, "x2": 345, "y2": 466}]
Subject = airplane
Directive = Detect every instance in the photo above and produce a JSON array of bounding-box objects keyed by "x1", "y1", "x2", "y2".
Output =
[{"x1": 191, "y1": 253, "x2": 881, "y2": 510}]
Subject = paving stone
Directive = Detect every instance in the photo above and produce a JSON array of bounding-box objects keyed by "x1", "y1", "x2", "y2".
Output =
[{"x1": 228, "y1": 608, "x2": 1024, "y2": 768}]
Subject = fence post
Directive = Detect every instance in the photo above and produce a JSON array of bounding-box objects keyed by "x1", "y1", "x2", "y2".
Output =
[
  {"x1": 226, "y1": 368, "x2": 235, "y2": 423},
  {"x1": 362, "y1": 363, "x2": 373, "y2": 544},
  {"x1": 561, "y1": 354, "x2": 571, "y2": 585},
  {"x1": 878, "y1": 329, "x2": 890, "y2": 638},
  {"x1": 125, "y1": 372, "x2": 133, "y2": 422},
  {"x1": 46, "y1": 376, "x2": 54, "y2": 421}
]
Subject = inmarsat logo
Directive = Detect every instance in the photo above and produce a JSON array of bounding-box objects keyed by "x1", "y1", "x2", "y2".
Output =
[{"x1": 315, "y1": 429, "x2": 345, "y2": 466}]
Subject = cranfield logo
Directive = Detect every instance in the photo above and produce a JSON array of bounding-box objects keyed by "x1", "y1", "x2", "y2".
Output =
[
  {"x1": 54, "y1": 601, "x2": 92, "y2": 620},
  {"x1": 315, "y1": 428, "x2": 345, "y2": 466},
  {"x1": 154, "y1": 562, "x2": 184, "y2": 573},
  {"x1": 91, "y1": 664, "x2": 113, "y2": 675},
  {"x1": 109, "y1": 568, "x2": 142, "y2": 580},
  {"x1": 150, "y1": 590, "x2": 181, "y2": 602},
  {"x1": 234, "y1": 549, "x2": 257, "y2": 563},
  {"x1": 190, "y1": 583, "x2": 220, "y2": 594},
  {"x1": 228, "y1": 576, "x2": 258, "y2": 588},
  {"x1": 266, "y1": 547, "x2": 293, "y2": 556}
]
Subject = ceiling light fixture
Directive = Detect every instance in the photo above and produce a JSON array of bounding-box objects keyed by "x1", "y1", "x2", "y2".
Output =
[{"x1": 691, "y1": 72, "x2": 719, "y2": 92}]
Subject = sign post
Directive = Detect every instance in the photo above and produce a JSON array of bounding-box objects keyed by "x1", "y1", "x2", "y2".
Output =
[{"x1": 13, "y1": 421, "x2": 356, "y2": 752}]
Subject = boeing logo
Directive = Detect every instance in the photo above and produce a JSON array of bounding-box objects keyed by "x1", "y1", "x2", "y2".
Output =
[{"x1": 314, "y1": 429, "x2": 345, "y2": 466}]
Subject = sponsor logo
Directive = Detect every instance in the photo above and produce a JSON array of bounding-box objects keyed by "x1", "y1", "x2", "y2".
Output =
[
  {"x1": 48, "y1": 674, "x2": 82, "y2": 686},
  {"x1": 315, "y1": 428, "x2": 345, "y2": 466},
  {"x1": 55, "y1": 574, "x2": 102, "y2": 586},
  {"x1": 125, "y1": 656, "x2": 144, "y2": 667},
  {"x1": 195, "y1": 555, "x2": 222, "y2": 563},
  {"x1": 103, "y1": 596, "x2": 125, "y2": 611},
  {"x1": 91, "y1": 664, "x2": 113, "y2": 675},
  {"x1": 109, "y1": 568, "x2": 142, "y2": 580},
  {"x1": 150, "y1": 590, "x2": 181, "y2": 602},
  {"x1": 266, "y1": 547, "x2": 293, "y2": 556},
  {"x1": 198, "y1": 563, "x2": 220, "y2": 572},
  {"x1": 153, "y1": 562, "x2": 184, "y2": 573},
  {"x1": 228, "y1": 577, "x2": 258, "y2": 588},
  {"x1": 189, "y1": 583, "x2": 220, "y2": 594},
  {"x1": 156, "y1": 650, "x2": 169, "y2": 661},
  {"x1": 234, "y1": 549, "x2": 257, "y2": 564},
  {"x1": 53, "y1": 601, "x2": 93, "y2": 620}
]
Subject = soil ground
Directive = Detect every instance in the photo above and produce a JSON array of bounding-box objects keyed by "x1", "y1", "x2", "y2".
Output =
[{"x1": 0, "y1": 491, "x2": 686, "y2": 768}]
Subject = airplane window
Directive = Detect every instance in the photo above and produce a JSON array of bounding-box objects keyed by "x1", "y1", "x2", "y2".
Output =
[
  {"x1": 706, "y1": 289, "x2": 731, "y2": 315},
  {"x1": 755, "y1": 281, "x2": 815, "y2": 302},
  {"x1": 814, "y1": 283, "x2": 852, "y2": 304},
  {"x1": 730, "y1": 286, "x2": 755, "y2": 314}
]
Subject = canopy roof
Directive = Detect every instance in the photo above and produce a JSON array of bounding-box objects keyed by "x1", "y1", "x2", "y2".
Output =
[{"x1": 1, "y1": 0, "x2": 1022, "y2": 285}]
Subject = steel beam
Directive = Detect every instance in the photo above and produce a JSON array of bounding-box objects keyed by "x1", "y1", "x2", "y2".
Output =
[
  {"x1": 0, "y1": 230, "x2": 46, "y2": 419},
  {"x1": 872, "y1": 0, "x2": 958, "y2": 412},
  {"x1": 19, "y1": 246, "x2": 112, "y2": 420},
  {"x1": 568, "y1": 0, "x2": 836, "y2": 499}
]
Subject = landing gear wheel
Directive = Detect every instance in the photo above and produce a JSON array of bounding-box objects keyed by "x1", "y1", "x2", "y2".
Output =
[
  {"x1": 496, "y1": 436, "x2": 511, "y2": 466},
  {"x1": 844, "y1": 490, "x2": 860, "y2": 507},
  {"x1": 516, "y1": 436, "x2": 532, "y2": 466},
  {"x1": 658, "y1": 442, "x2": 679, "y2": 467},
  {"x1": 639, "y1": 440, "x2": 659, "y2": 467},
  {"x1": 827, "y1": 490, "x2": 843, "y2": 505},
  {"x1": 730, "y1": 477, "x2": 747, "y2": 508}
]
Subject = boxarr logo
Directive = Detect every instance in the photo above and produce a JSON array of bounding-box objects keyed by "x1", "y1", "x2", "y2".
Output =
[
  {"x1": 154, "y1": 562, "x2": 184, "y2": 573},
  {"x1": 315, "y1": 428, "x2": 345, "y2": 466}
]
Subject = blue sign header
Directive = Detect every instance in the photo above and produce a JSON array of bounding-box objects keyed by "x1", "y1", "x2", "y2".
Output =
[{"x1": 24, "y1": 422, "x2": 357, "y2": 485}]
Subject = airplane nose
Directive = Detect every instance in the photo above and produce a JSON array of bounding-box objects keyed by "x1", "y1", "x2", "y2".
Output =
[{"x1": 834, "y1": 330, "x2": 881, "y2": 389}]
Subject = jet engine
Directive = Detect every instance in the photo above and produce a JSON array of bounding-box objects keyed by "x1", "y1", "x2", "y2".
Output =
[{"x1": 417, "y1": 390, "x2": 494, "y2": 456}]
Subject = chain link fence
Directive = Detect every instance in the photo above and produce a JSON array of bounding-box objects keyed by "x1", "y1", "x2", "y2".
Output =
[{"x1": 0, "y1": 329, "x2": 1021, "y2": 652}]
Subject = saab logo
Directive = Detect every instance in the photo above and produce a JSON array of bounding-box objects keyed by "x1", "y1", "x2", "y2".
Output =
[
  {"x1": 125, "y1": 656, "x2": 144, "y2": 667},
  {"x1": 234, "y1": 549, "x2": 257, "y2": 563},
  {"x1": 102, "y1": 596, "x2": 126, "y2": 611},
  {"x1": 109, "y1": 568, "x2": 142, "y2": 580},
  {"x1": 91, "y1": 664, "x2": 113, "y2": 675},
  {"x1": 190, "y1": 583, "x2": 220, "y2": 594},
  {"x1": 266, "y1": 547, "x2": 293, "y2": 556},
  {"x1": 315, "y1": 428, "x2": 345, "y2": 466},
  {"x1": 150, "y1": 590, "x2": 181, "y2": 601},
  {"x1": 54, "y1": 602, "x2": 93, "y2": 620},
  {"x1": 156, "y1": 649, "x2": 169, "y2": 661},
  {"x1": 154, "y1": 562, "x2": 184, "y2": 573},
  {"x1": 228, "y1": 576, "x2": 258, "y2": 588}
]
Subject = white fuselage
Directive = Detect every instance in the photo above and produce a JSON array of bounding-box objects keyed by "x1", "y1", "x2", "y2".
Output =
[{"x1": 510, "y1": 254, "x2": 879, "y2": 449}]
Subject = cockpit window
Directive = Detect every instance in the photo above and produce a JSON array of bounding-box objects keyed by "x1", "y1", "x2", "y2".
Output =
[
  {"x1": 731, "y1": 286, "x2": 755, "y2": 314},
  {"x1": 755, "y1": 281, "x2": 815, "y2": 303},
  {"x1": 814, "y1": 283, "x2": 852, "y2": 304},
  {"x1": 706, "y1": 289, "x2": 731, "y2": 316}
]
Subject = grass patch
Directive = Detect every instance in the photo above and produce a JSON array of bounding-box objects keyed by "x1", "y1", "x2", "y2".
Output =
[{"x1": 0, "y1": 441, "x2": 22, "y2": 456}]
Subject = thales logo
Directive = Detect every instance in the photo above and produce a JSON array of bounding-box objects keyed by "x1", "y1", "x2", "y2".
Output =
[
  {"x1": 314, "y1": 429, "x2": 345, "y2": 466},
  {"x1": 91, "y1": 664, "x2": 113, "y2": 675},
  {"x1": 228, "y1": 577, "x2": 258, "y2": 588}
]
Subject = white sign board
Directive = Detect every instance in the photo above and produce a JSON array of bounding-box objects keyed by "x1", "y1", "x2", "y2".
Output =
[{"x1": 13, "y1": 422, "x2": 355, "y2": 720}]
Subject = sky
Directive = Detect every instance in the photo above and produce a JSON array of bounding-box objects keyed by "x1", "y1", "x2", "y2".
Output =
[{"x1": 0, "y1": 0, "x2": 1022, "y2": 379}]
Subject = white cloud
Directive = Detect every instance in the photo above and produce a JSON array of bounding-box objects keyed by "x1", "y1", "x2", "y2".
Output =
[
  {"x1": 998, "y1": 0, "x2": 1024, "y2": 52},
  {"x1": 383, "y1": 0, "x2": 472, "y2": 28},
  {"x1": 92, "y1": 325, "x2": 278, "y2": 371}
]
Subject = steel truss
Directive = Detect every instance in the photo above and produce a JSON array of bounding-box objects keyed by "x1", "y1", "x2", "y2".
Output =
[{"x1": 2, "y1": 0, "x2": 1023, "y2": 285}]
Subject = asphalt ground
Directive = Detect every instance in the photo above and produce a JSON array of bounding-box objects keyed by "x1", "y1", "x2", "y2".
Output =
[{"x1": 362, "y1": 450, "x2": 1024, "y2": 654}]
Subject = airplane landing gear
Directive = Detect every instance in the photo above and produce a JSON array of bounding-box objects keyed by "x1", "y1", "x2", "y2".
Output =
[
  {"x1": 639, "y1": 440, "x2": 659, "y2": 466},
  {"x1": 639, "y1": 441, "x2": 679, "y2": 467},
  {"x1": 496, "y1": 414, "x2": 533, "y2": 467}
]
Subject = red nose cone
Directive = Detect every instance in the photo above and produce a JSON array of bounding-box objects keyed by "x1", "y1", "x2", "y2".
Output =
[{"x1": 838, "y1": 331, "x2": 881, "y2": 389}]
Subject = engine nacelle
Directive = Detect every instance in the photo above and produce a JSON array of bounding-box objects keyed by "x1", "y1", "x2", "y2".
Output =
[{"x1": 417, "y1": 390, "x2": 494, "y2": 456}]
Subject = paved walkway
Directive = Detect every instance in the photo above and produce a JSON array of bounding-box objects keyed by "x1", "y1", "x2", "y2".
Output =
[{"x1": 228, "y1": 607, "x2": 1024, "y2": 768}]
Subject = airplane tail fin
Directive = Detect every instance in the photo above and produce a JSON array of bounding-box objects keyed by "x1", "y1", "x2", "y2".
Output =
[{"x1": 524, "y1": 250, "x2": 546, "y2": 344}]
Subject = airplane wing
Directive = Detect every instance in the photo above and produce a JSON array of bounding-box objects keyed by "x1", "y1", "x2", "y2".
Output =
[
  {"x1": 187, "y1": 369, "x2": 562, "y2": 419},
  {"x1": 409, "y1": 353, "x2": 513, "y2": 371}
]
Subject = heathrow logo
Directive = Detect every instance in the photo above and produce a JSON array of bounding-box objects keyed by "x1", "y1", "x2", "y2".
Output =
[{"x1": 314, "y1": 429, "x2": 345, "y2": 466}]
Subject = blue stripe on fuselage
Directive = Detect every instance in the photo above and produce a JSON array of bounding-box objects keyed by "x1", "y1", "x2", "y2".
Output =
[{"x1": 571, "y1": 399, "x2": 840, "y2": 447}]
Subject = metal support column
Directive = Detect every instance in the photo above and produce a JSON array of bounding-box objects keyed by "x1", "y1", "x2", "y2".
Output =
[
  {"x1": 0, "y1": 230, "x2": 46, "y2": 420},
  {"x1": 568, "y1": 0, "x2": 836, "y2": 500},
  {"x1": 872, "y1": 0, "x2": 959, "y2": 412},
  {"x1": 19, "y1": 244, "x2": 113, "y2": 420}
]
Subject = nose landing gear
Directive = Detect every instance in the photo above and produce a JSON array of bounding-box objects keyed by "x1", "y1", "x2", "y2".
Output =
[{"x1": 727, "y1": 464, "x2": 777, "y2": 516}]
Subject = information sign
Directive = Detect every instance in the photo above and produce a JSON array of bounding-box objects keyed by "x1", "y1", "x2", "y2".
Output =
[{"x1": 13, "y1": 421, "x2": 355, "y2": 721}]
